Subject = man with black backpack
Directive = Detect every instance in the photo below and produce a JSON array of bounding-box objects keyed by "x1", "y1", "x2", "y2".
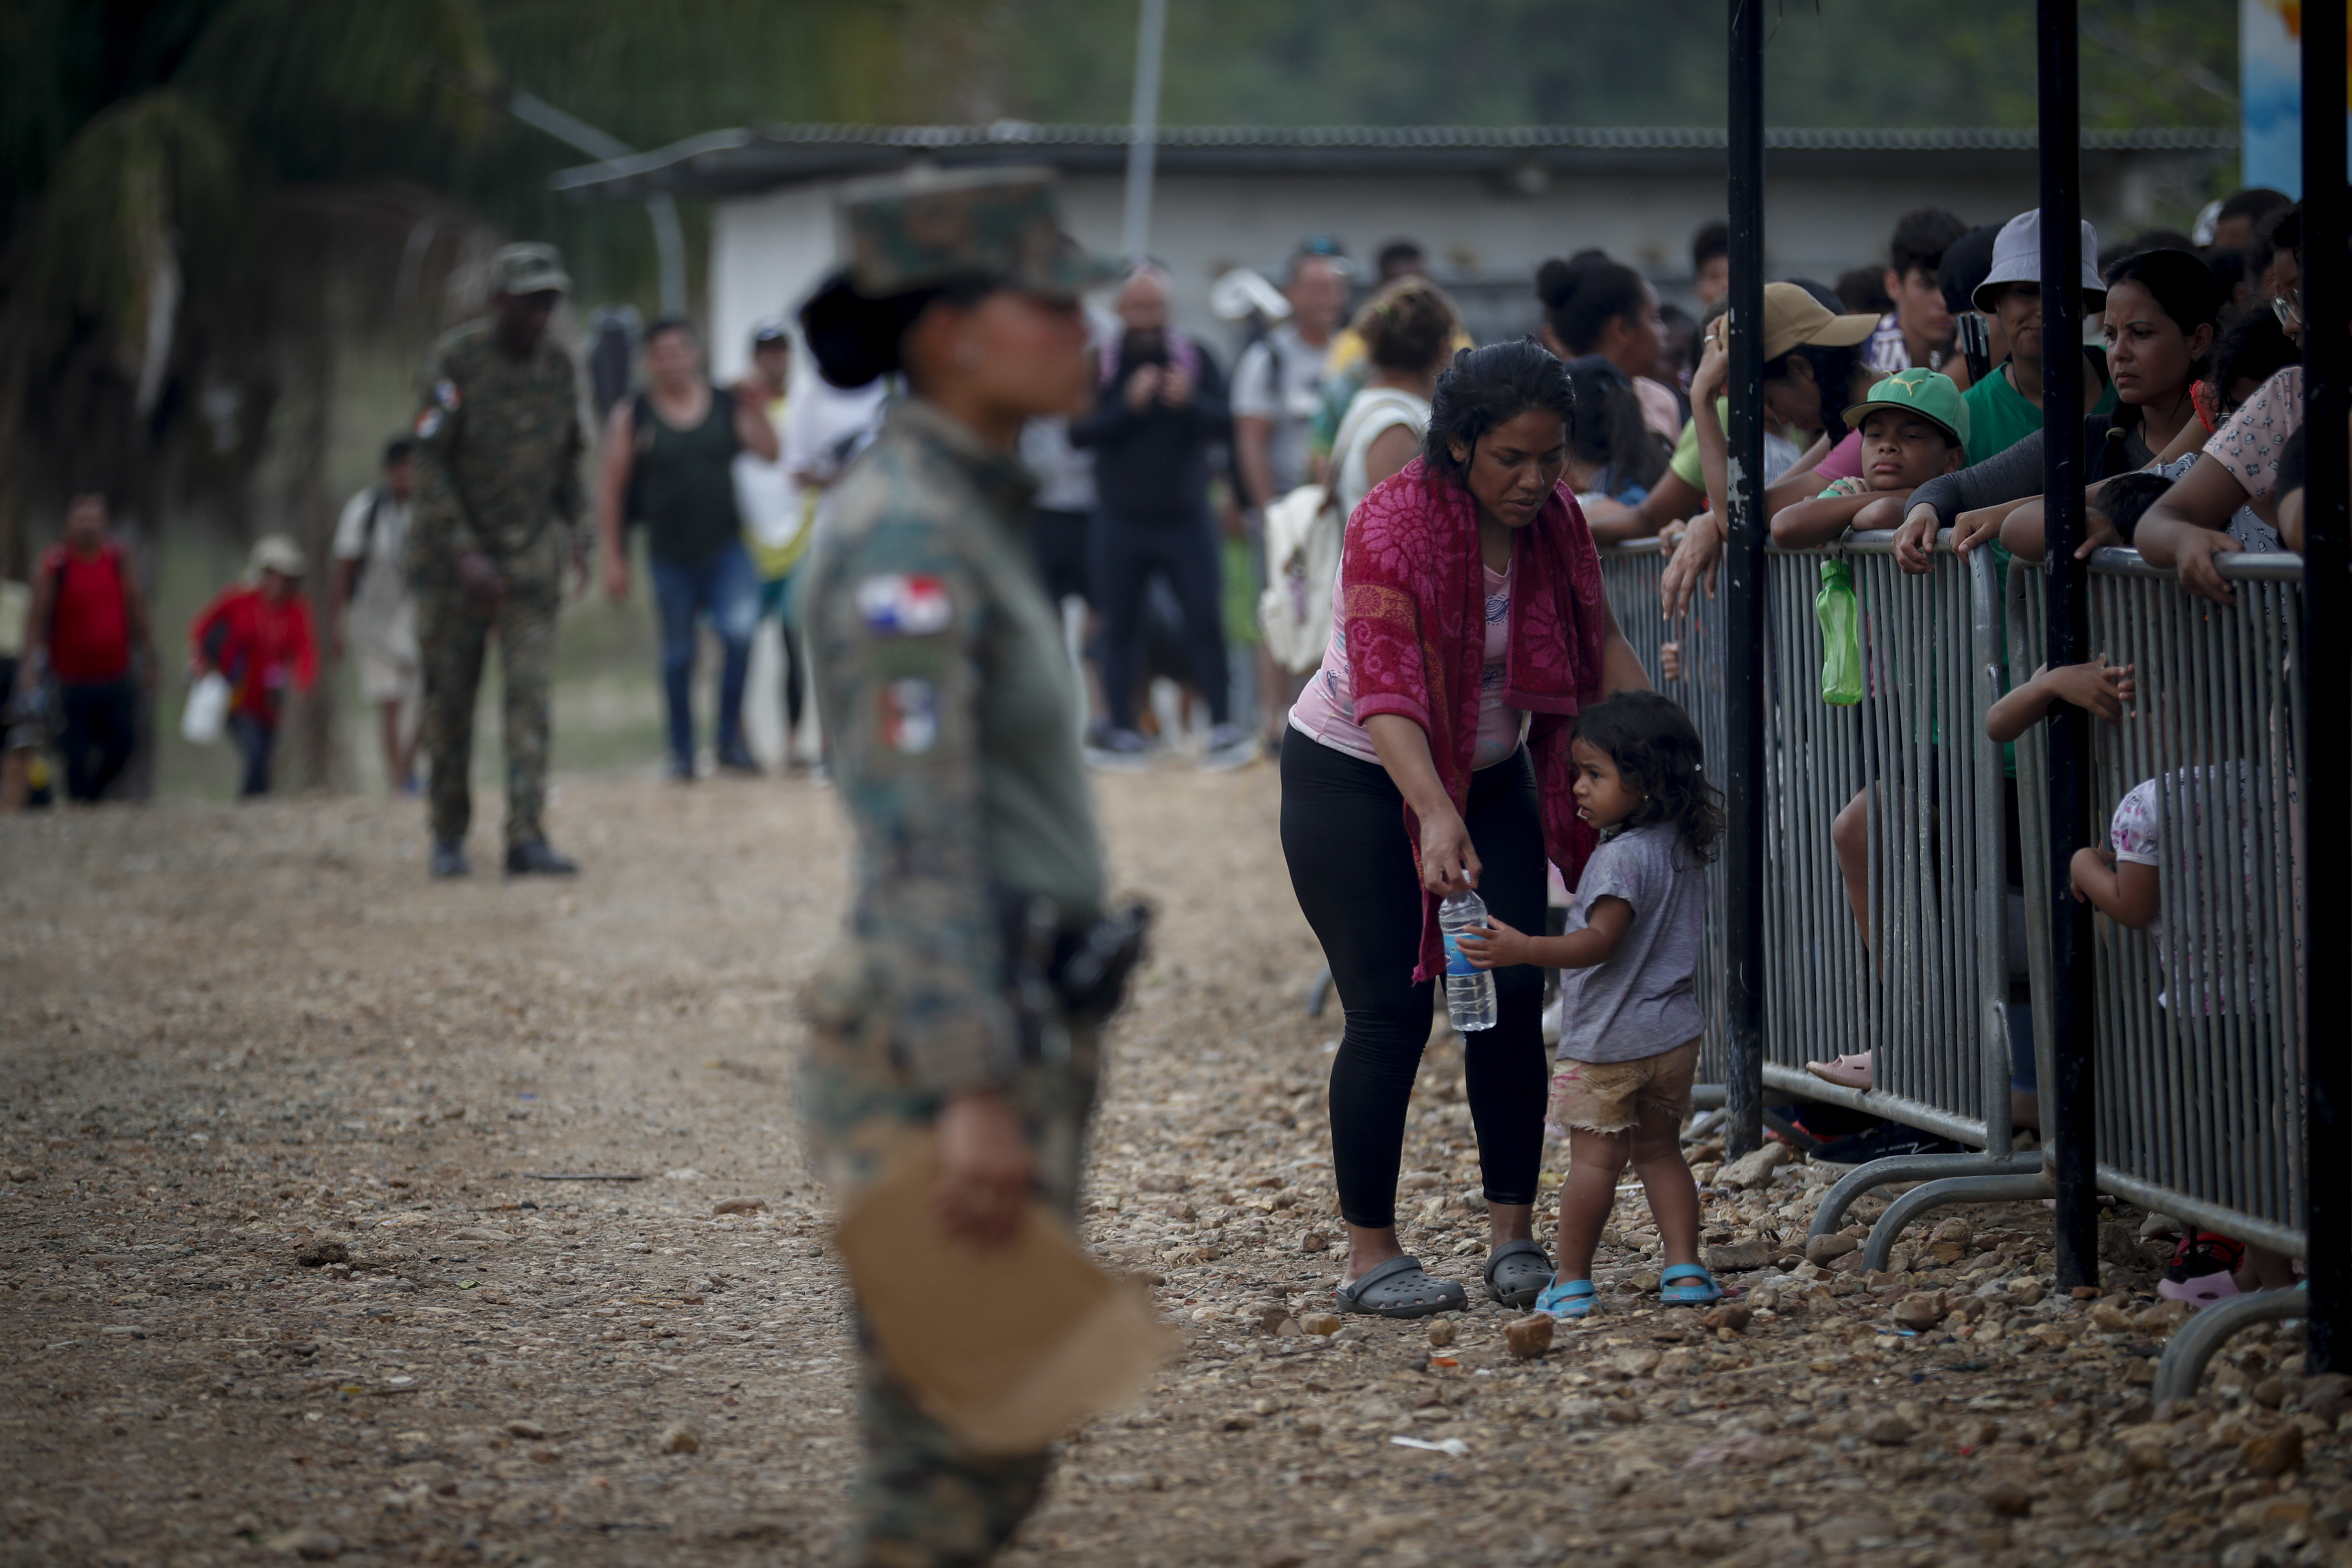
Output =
[
  {"x1": 594, "y1": 316, "x2": 780, "y2": 780},
  {"x1": 332, "y1": 436, "x2": 420, "y2": 792}
]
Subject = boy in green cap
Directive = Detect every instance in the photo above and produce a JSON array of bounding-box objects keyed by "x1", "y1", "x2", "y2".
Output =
[{"x1": 1770, "y1": 366, "x2": 1969, "y2": 547}]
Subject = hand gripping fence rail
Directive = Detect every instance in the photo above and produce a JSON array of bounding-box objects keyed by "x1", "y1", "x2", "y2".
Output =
[
  {"x1": 1598, "y1": 532, "x2": 2033, "y2": 1256},
  {"x1": 2006, "y1": 552, "x2": 2312, "y2": 1400}
]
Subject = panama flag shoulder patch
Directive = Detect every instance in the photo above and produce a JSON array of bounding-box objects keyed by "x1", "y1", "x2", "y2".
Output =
[{"x1": 855, "y1": 573, "x2": 954, "y2": 637}]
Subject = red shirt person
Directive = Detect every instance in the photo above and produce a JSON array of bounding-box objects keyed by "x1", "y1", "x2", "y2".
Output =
[
  {"x1": 190, "y1": 535, "x2": 317, "y2": 796},
  {"x1": 16, "y1": 493, "x2": 156, "y2": 802}
]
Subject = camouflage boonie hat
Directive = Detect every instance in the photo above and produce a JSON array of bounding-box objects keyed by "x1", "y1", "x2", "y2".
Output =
[
  {"x1": 836, "y1": 166, "x2": 1121, "y2": 300},
  {"x1": 490, "y1": 242, "x2": 572, "y2": 297}
]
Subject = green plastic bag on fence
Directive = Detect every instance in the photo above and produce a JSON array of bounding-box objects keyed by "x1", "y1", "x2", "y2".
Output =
[{"x1": 1816, "y1": 558, "x2": 1862, "y2": 705}]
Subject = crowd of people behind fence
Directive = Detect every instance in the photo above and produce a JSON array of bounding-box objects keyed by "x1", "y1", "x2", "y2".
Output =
[{"x1": 3, "y1": 179, "x2": 2330, "y2": 1312}]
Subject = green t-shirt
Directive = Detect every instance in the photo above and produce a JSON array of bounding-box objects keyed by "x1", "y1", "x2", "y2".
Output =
[
  {"x1": 1960, "y1": 360, "x2": 2116, "y2": 467},
  {"x1": 1668, "y1": 399, "x2": 1725, "y2": 490}
]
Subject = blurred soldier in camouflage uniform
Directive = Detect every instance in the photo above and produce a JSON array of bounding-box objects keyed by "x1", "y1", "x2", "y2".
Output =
[
  {"x1": 407, "y1": 242, "x2": 586, "y2": 879},
  {"x1": 795, "y1": 169, "x2": 1126, "y2": 1566}
]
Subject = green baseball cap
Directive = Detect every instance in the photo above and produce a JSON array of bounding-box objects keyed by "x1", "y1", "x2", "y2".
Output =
[
  {"x1": 835, "y1": 166, "x2": 1121, "y2": 301},
  {"x1": 1841, "y1": 367, "x2": 1970, "y2": 450},
  {"x1": 490, "y1": 242, "x2": 571, "y2": 297}
]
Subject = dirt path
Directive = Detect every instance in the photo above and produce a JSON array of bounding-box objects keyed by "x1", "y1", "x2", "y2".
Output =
[{"x1": 1, "y1": 769, "x2": 2343, "y2": 1567}]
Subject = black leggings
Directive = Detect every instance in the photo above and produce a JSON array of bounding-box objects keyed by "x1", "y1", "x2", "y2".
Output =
[
  {"x1": 1279, "y1": 727, "x2": 1550, "y2": 1228},
  {"x1": 1091, "y1": 507, "x2": 1231, "y2": 731}
]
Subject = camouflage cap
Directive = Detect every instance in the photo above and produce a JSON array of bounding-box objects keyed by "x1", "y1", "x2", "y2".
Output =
[
  {"x1": 836, "y1": 166, "x2": 1121, "y2": 300},
  {"x1": 491, "y1": 242, "x2": 571, "y2": 297}
]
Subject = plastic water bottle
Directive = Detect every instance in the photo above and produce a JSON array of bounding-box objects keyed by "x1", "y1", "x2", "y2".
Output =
[{"x1": 1439, "y1": 890, "x2": 1498, "y2": 1032}]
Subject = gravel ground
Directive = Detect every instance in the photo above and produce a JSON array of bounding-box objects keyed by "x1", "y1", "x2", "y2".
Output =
[{"x1": 2, "y1": 765, "x2": 2347, "y2": 1568}]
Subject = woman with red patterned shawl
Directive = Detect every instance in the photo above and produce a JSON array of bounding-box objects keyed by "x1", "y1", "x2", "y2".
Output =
[{"x1": 1282, "y1": 341, "x2": 1652, "y2": 1317}]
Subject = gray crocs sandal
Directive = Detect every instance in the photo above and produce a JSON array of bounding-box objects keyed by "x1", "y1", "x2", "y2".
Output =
[
  {"x1": 1485, "y1": 1237, "x2": 1556, "y2": 1309},
  {"x1": 1334, "y1": 1255, "x2": 1468, "y2": 1319}
]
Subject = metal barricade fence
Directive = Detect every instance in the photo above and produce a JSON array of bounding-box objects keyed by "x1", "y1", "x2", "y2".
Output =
[
  {"x1": 1763, "y1": 536, "x2": 2018, "y2": 1168},
  {"x1": 1599, "y1": 533, "x2": 2018, "y2": 1202},
  {"x1": 2008, "y1": 552, "x2": 2307, "y2": 1260},
  {"x1": 1597, "y1": 538, "x2": 1729, "y2": 1085}
]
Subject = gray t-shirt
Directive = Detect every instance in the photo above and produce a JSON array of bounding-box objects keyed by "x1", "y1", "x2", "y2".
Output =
[{"x1": 1559, "y1": 822, "x2": 1707, "y2": 1064}]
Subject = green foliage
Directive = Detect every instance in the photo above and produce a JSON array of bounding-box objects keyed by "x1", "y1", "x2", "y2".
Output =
[{"x1": 998, "y1": 0, "x2": 2233, "y2": 130}]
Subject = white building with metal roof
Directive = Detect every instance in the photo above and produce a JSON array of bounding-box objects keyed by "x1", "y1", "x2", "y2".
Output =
[{"x1": 552, "y1": 122, "x2": 2233, "y2": 376}]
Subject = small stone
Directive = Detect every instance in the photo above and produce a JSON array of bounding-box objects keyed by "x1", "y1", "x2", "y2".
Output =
[
  {"x1": 1299, "y1": 1312, "x2": 1341, "y2": 1336},
  {"x1": 2139, "y1": 1213, "x2": 2183, "y2": 1240},
  {"x1": 2005, "y1": 1277, "x2": 2046, "y2": 1305},
  {"x1": 4, "y1": 1166, "x2": 36, "y2": 1182},
  {"x1": 1426, "y1": 1320, "x2": 1456, "y2": 1348},
  {"x1": 2098, "y1": 1221, "x2": 2144, "y2": 1266},
  {"x1": 1930, "y1": 1216, "x2": 1974, "y2": 1245},
  {"x1": 1657, "y1": 1347, "x2": 1702, "y2": 1376},
  {"x1": 2085, "y1": 1479, "x2": 2136, "y2": 1518},
  {"x1": 1252, "y1": 1304, "x2": 1291, "y2": 1334},
  {"x1": 2123, "y1": 1357, "x2": 2156, "y2": 1386},
  {"x1": 1219, "y1": 1412, "x2": 1256, "y2": 1431},
  {"x1": 1503, "y1": 1315, "x2": 1554, "y2": 1359},
  {"x1": 1699, "y1": 1303, "x2": 1752, "y2": 1333},
  {"x1": 2302, "y1": 1372, "x2": 2352, "y2": 1423},
  {"x1": 1298, "y1": 1231, "x2": 1331, "y2": 1253},
  {"x1": 658, "y1": 1421, "x2": 701, "y2": 1455},
  {"x1": 2243, "y1": 1426, "x2": 2303, "y2": 1478},
  {"x1": 1890, "y1": 1293, "x2": 1945, "y2": 1331},
  {"x1": 1627, "y1": 1270, "x2": 1661, "y2": 1294},
  {"x1": 1700, "y1": 1240, "x2": 1770, "y2": 1273},
  {"x1": 1614, "y1": 1347, "x2": 1662, "y2": 1377},
  {"x1": 1804, "y1": 1234, "x2": 1859, "y2": 1265},
  {"x1": 1136, "y1": 1173, "x2": 1189, "y2": 1193},
  {"x1": 1863, "y1": 1413, "x2": 1914, "y2": 1446},
  {"x1": 503, "y1": 1420, "x2": 544, "y2": 1439},
  {"x1": 1716, "y1": 1144, "x2": 1790, "y2": 1191},
  {"x1": 2253, "y1": 1376, "x2": 2287, "y2": 1409},
  {"x1": 447, "y1": 1227, "x2": 514, "y2": 1244},
  {"x1": 294, "y1": 1240, "x2": 348, "y2": 1268},
  {"x1": 263, "y1": 1525, "x2": 342, "y2": 1559},
  {"x1": 1260, "y1": 1550, "x2": 1307, "y2": 1568},
  {"x1": 713, "y1": 1198, "x2": 765, "y2": 1216},
  {"x1": 2089, "y1": 1303, "x2": 2135, "y2": 1334},
  {"x1": 1980, "y1": 1479, "x2": 2033, "y2": 1516}
]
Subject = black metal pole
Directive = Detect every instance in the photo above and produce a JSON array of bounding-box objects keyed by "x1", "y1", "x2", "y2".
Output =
[
  {"x1": 2037, "y1": 0, "x2": 2098, "y2": 1292},
  {"x1": 1721, "y1": 0, "x2": 1768, "y2": 1160},
  {"x1": 2299, "y1": 0, "x2": 2349, "y2": 1373}
]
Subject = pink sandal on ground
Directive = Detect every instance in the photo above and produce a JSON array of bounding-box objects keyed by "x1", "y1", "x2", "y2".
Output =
[{"x1": 1805, "y1": 1051, "x2": 1873, "y2": 1090}]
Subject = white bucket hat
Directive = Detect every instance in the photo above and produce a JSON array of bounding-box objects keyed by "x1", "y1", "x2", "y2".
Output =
[
  {"x1": 249, "y1": 534, "x2": 308, "y2": 578},
  {"x1": 1972, "y1": 210, "x2": 2106, "y2": 312}
]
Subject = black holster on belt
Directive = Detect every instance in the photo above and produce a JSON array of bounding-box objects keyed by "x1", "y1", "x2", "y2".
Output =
[{"x1": 999, "y1": 893, "x2": 1153, "y2": 1062}]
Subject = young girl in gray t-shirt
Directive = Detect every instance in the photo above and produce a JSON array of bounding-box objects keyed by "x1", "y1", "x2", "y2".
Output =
[{"x1": 1458, "y1": 689, "x2": 1723, "y2": 1320}]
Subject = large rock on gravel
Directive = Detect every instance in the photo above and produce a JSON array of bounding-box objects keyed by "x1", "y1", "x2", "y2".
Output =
[
  {"x1": 447, "y1": 1226, "x2": 513, "y2": 1244},
  {"x1": 1716, "y1": 1144, "x2": 1790, "y2": 1190},
  {"x1": 1503, "y1": 1315, "x2": 1553, "y2": 1358},
  {"x1": 294, "y1": 1240, "x2": 348, "y2": 1268},
  {"x1": 658, "y1": 1421, "x2": 701, "y2": 1455},
  {"x1": 1890, "y1": 1293, "x2": 1944, "y2": 1330},
  {"x1": 1804, "y1": 1233, "x2": 1858, "y2": 1265},
  {"x1": 1701, "y1": 1240, "x2": 1770, "y2": 1272}
]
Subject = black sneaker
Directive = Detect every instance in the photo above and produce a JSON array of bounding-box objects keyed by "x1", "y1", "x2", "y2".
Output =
[
  {"x1": 717, "y1": 746, "x2": 762, "y2": 777},
  {"x1": 504, "y1": 839, "x2": 579, "y2": 876},
  {"x1": 2159, "y1": 1231, "x2": 2247, "y2": 1308},
  {"x1": 1811, "y1": 1120, "x2": 1965, "y2": 1165},
  {"x1": 430, "y1": 840, "x2": 471, "y2": 879}
]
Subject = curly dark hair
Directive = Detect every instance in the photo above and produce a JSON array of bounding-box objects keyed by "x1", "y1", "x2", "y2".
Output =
[
  {"x1": 1421, "y1": 339, "x2": 1575, "y2": 489},
  {"x1": 1573, "y1": 690, "x2": 1724, "y2": 866}
]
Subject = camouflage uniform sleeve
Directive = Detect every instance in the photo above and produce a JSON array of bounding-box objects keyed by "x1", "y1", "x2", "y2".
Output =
[
  {"x1": 409, "y1": 340, "x2": 481, "y2": 560},
  {"x1": 812, "y1": 516, "x2": 1017, "y2": 1099}
]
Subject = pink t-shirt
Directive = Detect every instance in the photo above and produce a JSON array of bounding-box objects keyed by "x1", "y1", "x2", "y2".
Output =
[
  {"x1": 1813, "y1": 428, "x2": 1866, "y2": 484},
  {"x1": 1290, "y1": 563, "x2": 1524, "y2": 769}
]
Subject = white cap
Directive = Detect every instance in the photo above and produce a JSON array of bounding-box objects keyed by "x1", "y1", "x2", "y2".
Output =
[
  {"x1": 249, "y1": 534, "x2": 307, "y2": 577},
  {"x1": 1973, "y1": 210, "x2": 2106, "y2": 312},
  {"x1": 1210, "y1": 267, "x2": 1292, "y2": 323}
]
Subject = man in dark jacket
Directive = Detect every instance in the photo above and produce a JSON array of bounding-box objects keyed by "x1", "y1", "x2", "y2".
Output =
[{"x1": 1071, "y1": 266, "x2": 1251, "y2": 771}]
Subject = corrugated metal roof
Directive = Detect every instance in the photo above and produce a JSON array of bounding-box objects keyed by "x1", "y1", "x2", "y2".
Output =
[{"x1": 553, "y1": 122, "x2": 2237, "y2": 199}]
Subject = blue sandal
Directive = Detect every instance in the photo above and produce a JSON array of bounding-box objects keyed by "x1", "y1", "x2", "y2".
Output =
[
  {"x1": 1532, "y1": 1278, "x2": 1597, "y2": 1319},
  {"x1": 1659, "y1": 1263, "x2": 1722, "y2": 1306}
]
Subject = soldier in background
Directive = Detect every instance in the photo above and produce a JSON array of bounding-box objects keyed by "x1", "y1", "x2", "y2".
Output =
[
  {"x1": 407, "y1": 242, "x2": 585, "y2": 879},
  {"x1": 795, "y1": 168, "x2": 1127, "y2": 1567}
]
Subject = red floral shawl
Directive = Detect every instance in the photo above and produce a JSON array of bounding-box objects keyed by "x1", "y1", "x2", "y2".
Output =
[{"x1": 1340, "y1": 457, "x2": 1609, "y2": 981}]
